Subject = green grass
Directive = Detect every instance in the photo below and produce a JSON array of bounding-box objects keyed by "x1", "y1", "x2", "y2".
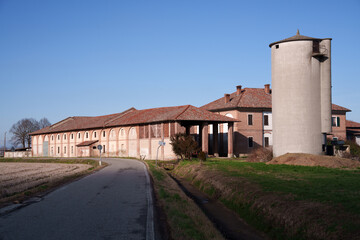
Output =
[
  {"x1": 196, "y1": 160, "x2": 360, "y2": 215},
  {"x1": 175, "y1": 159, "x2": 360, "y2": 239}
]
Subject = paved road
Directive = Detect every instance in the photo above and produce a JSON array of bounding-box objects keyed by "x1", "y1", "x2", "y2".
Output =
[{"x1": 0, "y1": 158, "x2": 155, "y2": 240}]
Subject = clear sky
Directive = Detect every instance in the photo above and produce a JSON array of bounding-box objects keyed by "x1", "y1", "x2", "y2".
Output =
[{"x1": 1, "y1": 0, "x2": 359, "y2": 146}]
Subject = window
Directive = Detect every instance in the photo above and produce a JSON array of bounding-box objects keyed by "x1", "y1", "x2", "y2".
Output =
[
  {"x1": 64, "y1": 146, "x2": 66, "y2": 154},
  {"x1": 86, "y1": 132, "x2": 89, "y2": 139},
  {"x1": 313, "y1": 41, "x2": 320, "y2": 53},
  {"x1": 276, "y1": 44, "x2": 279, "y2": 49},
  {"x1": 264, "y1": 137, "x2": 269, "y2": 147},
  {"x1": 71, "y1": 134, "x2": 74, "y2": 139},
  {"x1": 332, "y1": 117, "x2": 340, "y2": 127},
  {"x1": 52, "y1": 135, "x2": 54, "y2": 141},
  {"x1": 248, "y1": 137, "x2": 254, "y2": 148},
  {"x1": 57, "y1": 135, "x2": 60, "y2": 140},
  {"x1": 248, "y1": 114, "x2": 253, "y2": 126},
  {"x1": 103, "y1": 131, "x2": 106, "y2": 137},
  {"x1": 78, "y1": 133, "x2": 81, "y2": 139},
  {"x1": 58, "y1": 147, "x2": 60, "y2": 154},
  {"x1": 94, "y1": 132, "x2": 97, "y2": 138},
  {"x1": 264, "y1": 115, "x2": 269, "y2": 126},
  {"x1": 64, "y1": 134, "x2": 66, "y2": 140},
  {"x1": 103, "y1": 145, "x2": 106, "y2": 153}
]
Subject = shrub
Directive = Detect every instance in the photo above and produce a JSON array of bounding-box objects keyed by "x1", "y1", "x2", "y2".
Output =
[
  {"x1": 247, "y1": 147, "x2": 273, "y2": 162},
  {"x1": 198, "y1": 151, "x2": 207, "y2": 162},
  {"x1": 170, "y1": 133, "x2": 199, "y2": 160},
  {"x1": 345, "y1": 140, "x2": 360, "y2": 157}
]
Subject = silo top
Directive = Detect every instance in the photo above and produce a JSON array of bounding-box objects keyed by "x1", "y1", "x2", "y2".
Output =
[{"x1": 269, "y1": 30, "x2": 330, "y2": 48}]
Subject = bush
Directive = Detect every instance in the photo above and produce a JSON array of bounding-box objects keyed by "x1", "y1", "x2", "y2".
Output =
[
  {"x1": 170, "y1": 133, "x2": 199, "y2": 160},
  {"x1": 198, "y1": 151, "x2": 206, "y2": 162},
  {"x1": 345, "y1": 140, "x2": 360, "y2": 157},
  {"x1": 247, "y1": 147, "x2": 273, "y2": 162}
]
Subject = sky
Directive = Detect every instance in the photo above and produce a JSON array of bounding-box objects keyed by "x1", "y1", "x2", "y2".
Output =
[{"x1": 1, "y1": 0, "x2": 360, "y2": 147}]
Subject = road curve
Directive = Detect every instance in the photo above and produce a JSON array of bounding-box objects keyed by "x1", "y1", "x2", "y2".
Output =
[{"x1": 0, "y1": 158, "x2": 155, "y2": 240}]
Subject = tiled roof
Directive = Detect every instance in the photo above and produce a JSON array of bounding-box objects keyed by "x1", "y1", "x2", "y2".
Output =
[
  {"x1": 106, "y1": 105, "x2": 237, "y2": 127},
  {"x1": 201, "y1": 88, "x2": 272, "y2": 111},
  {"x1": 30, "y1": 108, "x2": 136, "y2": 135},
  {"x1": 332, "y1": 104, "x2": 351, "y2": 112},
  {"x1": 201, "y1": 87, "x2": 351, "y2": 113},
  {"x1": 30, "y1": 105, "x2": 236, "y2": 136},
  {"x1": 77, "y1": 140, "x2": 99, "y2": 147},
  {"x1": 346, "y1": 120, "x2": 360, "y2": 128}
]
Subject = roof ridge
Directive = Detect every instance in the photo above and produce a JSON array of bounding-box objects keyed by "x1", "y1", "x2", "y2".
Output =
[
  {"x1": 104, "y1": 107, "x2": 137, "y2": 127},
  {"x1": 174, "y1": 105, "x2": 191, "y2": 120},
  {"x1": 49, "y1": 117, "x2": 74, "y2": 130}
]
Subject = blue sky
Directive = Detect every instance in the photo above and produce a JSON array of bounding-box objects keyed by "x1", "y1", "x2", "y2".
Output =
[{"x1": 1, "y1": 0, "x2": 359, "y2": 146}]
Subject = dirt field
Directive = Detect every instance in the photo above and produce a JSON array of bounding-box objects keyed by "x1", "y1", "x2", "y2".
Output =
[
  {"x1": 267, "y1": 153, "x2": 360, "y2": 168},
  {"x1": 0, "y1": 162, "x2": 92, "y2": 198}
]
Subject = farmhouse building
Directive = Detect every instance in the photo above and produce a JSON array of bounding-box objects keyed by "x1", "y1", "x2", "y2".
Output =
[
  {"x1": 201, "y1": 84, "x2": 351, "y2": 156},
  {"x1": 30, "y1": 105, "x2": 236, "y2": 160}
]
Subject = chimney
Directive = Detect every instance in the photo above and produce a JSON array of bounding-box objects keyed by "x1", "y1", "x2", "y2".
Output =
[
  {"x1": 236, "y1": 85, "x2": 242, "y2": 95},
  {"x1": 264, "y1": 84, "x2": 270, "y2": 94},
  {"x1": 224, "y1": 94, "x2": 230, "y2": 103}
]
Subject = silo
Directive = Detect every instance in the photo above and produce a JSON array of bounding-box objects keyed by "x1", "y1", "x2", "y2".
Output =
[{"x1": 269, "y1": 31, "x2": 332, "y2": 157}]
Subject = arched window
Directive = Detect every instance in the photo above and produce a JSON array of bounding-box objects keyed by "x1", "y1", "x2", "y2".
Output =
[
  {"x1": 57, "y1": 134, "x2": 60, "y2": 140},
  {"x1": 93, "y1": 131, "x2": 97, "y2": 138},
  {"x1": 64, "y1": 134, "x2": 67, "y2": 140},
  {"x1": 110, "y1": 129, "x2": 116, "y2": 140},
  {"x1": 78, "y1": 132, "x2": 81, "y2": 139},
  {"x1": 129, "y1": 127, "x2": 136, "y2": 139},
  {"x1": 85, "y1": 132, "x2": 89, "y2": 139}
]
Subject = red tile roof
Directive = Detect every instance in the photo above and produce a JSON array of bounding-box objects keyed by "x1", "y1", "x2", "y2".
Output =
[
  {"x1": 346, "y1": 120, "x2": 360, "y2": 128},
  {"x1": 202, "y1": 88, "x2": 272, "y2": 110},
  {"x1": 30, "y1": 105, "x2": 236, "y2": 136},
  {"x1": 332, "y1": 104, "x2": 351, "y2": 112},
  {"x1": 201, "y1": 87, "x2": 351, "y2": 113}
]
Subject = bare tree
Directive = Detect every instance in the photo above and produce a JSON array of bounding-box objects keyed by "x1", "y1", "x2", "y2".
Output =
[
  {"x1": 38, "y1": 117, "x2": 51, "y2": 129},
  {"x1": 9, "y1": 118, "x2": 51, "y2": 148}
]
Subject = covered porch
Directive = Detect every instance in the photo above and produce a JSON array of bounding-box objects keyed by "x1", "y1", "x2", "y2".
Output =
[{"x1": 179, "y1": 120, "x2": 235, "y2": 158}]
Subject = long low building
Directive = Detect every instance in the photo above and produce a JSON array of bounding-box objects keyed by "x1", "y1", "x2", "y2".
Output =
[{"x1": 30, "y1": 105, "x2": 236, "y2": 160}]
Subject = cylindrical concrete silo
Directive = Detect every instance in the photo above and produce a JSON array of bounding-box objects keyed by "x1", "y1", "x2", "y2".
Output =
[{"x1": 269, "y1": 30, "x2": 332, "y2": 157}]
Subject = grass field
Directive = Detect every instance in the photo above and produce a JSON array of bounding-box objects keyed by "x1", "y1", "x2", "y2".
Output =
[{"x1": 174, "y1": 159, "x2": 360, "y2": 240}]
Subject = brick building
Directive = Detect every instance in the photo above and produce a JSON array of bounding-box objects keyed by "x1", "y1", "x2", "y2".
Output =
[
  {"x1": 201, "y1": 84, "x2": 351, "y2": 156},
  {"x1": 30, "y1": 105, "x2": 236, "y2": 160}
]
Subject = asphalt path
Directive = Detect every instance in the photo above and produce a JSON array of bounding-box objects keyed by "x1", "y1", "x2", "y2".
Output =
[{"x1": 0, "y1": 158, "x2": 155, "y2": 240}]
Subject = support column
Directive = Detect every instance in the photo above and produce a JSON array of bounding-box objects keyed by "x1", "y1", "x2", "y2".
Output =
[
  {"x1": 228, "y1": 122, "x2": 234, "y2": 158},
  {"x1": 137, "y1": 126, "x2": 140, "y2": 159},
  {"x1": 185, "y1": 125, "x2": 190, "y2": 135},
  {"x1": 161, "y1": 123, "x2": 164, "y2": 160},
  {"x1": 201, "y1": 122, "x2": 209, "y2": 154},
  {"x1": 148, "y1": 124, "x2": 152, "y2": 159},
  {"x1": 213, "y1": 123, "x2": 219, "y2": 157}
]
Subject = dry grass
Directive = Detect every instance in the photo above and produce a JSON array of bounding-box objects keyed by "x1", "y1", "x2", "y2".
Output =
[
  {"x1": 0, "y1": 162, "x2": 91, "y2": 198},
  {"x1": 147, "y1": 162, "x2": 224, "y2": 240},
  {"x1": 0, "y1": 159, "x2": 101, "y2": 207}
]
